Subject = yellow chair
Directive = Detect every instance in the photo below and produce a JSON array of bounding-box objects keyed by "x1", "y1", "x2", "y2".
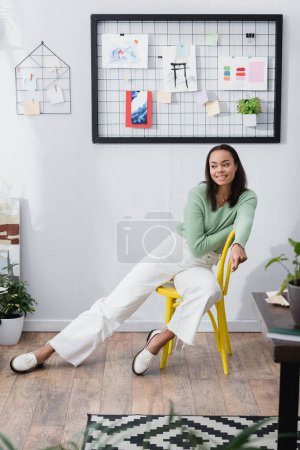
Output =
[{"x1": 156, "y1": 230, "x2": 235, "y2": 375}]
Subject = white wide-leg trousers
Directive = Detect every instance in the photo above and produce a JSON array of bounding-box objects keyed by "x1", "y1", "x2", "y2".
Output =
[{"x1": 49, "y1": 232, "x2": 222, "y2": 366}]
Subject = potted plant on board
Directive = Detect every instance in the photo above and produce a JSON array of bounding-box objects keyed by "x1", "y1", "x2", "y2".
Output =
[
  {"x1": 265, "y1": 238, "x2": 300, "y2": 326},
  {"x1": 0, "y1": 264, "x2": 37, "y2": 345},
  {"x1": 236, "y1": 96, "x2": 261, "y2": 127}
]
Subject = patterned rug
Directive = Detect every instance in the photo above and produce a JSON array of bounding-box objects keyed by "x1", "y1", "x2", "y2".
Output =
[{"x1": 82, "y1": 414, "x2": 300, "y2": 450}]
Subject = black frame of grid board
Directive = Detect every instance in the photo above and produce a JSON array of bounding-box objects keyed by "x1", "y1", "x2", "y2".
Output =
[{"x1": 91, "y1": 14, "x2": 283, "y2": 144}]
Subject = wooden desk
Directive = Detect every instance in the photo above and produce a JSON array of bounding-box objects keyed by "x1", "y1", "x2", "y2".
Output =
[{"x1": 252, "y1": 292, "x2": 300, "y2": 450}]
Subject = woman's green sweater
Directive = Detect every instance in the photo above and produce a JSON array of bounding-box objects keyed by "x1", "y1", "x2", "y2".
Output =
[{"x1": 176, "y1": 183, "x2": 257, "y2": 257}]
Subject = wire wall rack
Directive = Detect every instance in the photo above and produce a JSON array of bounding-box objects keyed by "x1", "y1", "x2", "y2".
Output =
[{"x1": 15, "y1": 41, "x2": 71, "y2": 115}]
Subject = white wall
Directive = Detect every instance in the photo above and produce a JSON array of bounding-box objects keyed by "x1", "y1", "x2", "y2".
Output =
[{"x1": 1, "y1": 0, "x2": 299, "y2": 332}]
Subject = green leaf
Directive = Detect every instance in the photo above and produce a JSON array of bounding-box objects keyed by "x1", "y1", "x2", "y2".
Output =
[
  {"x1": 222, "y1": 418, "x2": 269, "y2": 449},
  {"x1": 288, "y1": 238, "x2": 300, "y2": 256},
  {"x1": 277, "y1": 278, "x2": 288, "y2": 295},
  {"x1": 0, "y1": 433, "x2": 17, "y2": 450},
  {"x1": 237, "y1": 97, "x2": 261, "y2": 114},
  {"x1": 41, "y1": 443, "x2": 79, "y2": 450},
  {"x1": 167, "y1": 400, "x2": 175, "y2": 425},
  {"x1": 265, "y1": 254, "x2": 288, "y2": 269}
]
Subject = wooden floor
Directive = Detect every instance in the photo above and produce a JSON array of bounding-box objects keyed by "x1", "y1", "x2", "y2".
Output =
[{"x1": 0, "y1": 331, "x2": 285, "y2": 449}]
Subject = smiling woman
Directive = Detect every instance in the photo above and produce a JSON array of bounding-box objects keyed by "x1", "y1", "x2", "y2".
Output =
[{"x1": 10, "y1": 144, "x2": 257, "y2": 377}]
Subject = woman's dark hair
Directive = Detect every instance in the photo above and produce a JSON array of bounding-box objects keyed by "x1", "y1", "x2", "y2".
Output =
[{"x1": 204, "y1": 144, "x2": 247, "y2": 211}]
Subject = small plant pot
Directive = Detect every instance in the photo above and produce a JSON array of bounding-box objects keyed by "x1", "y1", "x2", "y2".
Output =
[
  {"x1": 0, "y1": 314, "x2": 24, "y2": 345},
  {"x1": 243, "y1": 114, "x2": 257, "y2": 127},
  {"x1": 288, "y1": 282, "x2": 300, "y2": 327}
]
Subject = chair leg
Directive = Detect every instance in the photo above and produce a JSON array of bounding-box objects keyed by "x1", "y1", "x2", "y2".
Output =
[
  {"x1": 217, "y1": 300, "x2": 229, "y2": 375},
  {"x1": 168, "y1": 338, "x2": 174, "y2": 355},
  {"x1": 222, "y1": 309, "x2": 232, "y2": 355},
  {"x1": 220, "y1": 322, "x2": 229, "y2": 375},
  {"x1": 160, "y1": 296, "x2": 174, "y2": 369},
  {"x1": 207, "y1": 309, "x2": 220, "y2": 352},
  {"x1": 167, "y1": 301, "x2": 176, "y2": 355}
]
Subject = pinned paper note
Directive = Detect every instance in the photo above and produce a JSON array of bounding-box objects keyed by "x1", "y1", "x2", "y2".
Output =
[
  {"x1": 206, "y1": 100, "x2": 220, "y2": 116},
  {"x1": 162, "y1": 45, "x2": 197, "y2": 92},
  {"x1": 176, "y1": 45, "x2": 190, "y2": 59},
  {"x1": 47, "y1": 85, "x2": 64, "y2": 104},
  {"x1": 218, "y1": 56, "x2": 268, "y2": 91},
  {"x1": 44, "y1": 55, "x2": 61, "y2": 73},
  {"x1": 102, "y1": 34, "x2": 148, "y2": 68},
  {"x1": 23, "y1": 74, "x2": 37, "y2": 91},
  {"x1": 23, "y1": 99, "x2": 40, "y2": 115},
  {"x1": 157, "y1": 91, "x2": 172, "y2": 104},
  {"x1": 196, "y1": 90, "x2": 208, "y2": 105},
  {"x1": 205, "y1": 33, "x2": 218, "y2": 46}
]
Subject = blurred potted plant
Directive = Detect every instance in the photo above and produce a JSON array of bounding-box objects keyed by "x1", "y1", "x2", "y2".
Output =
[
  {"x1": 0, "y1": 264, "x2": 37, "y2": 345},
  {"x1": 237, "y1": 96, "x2": 261, "y2": 127},
  {"x1": 265, "y1": 238, "x2": 300, "y2": 326}
]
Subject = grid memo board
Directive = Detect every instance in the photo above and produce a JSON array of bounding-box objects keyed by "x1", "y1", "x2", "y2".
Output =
[{"x1": 91, "y1": 14, "x2": 282, "y2": 144}]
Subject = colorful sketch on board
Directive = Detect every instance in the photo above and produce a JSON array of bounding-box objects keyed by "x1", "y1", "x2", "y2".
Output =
[
  {"x1": 162, "y1": 45, "x2": 197, "y2": 92},
  {"x1": 0, "y1": 198, "x2": 20, "y2": 278},
  {"x1": 125, "y1": 91, "x2": 152, "y2": 128},
  {"x1": 218, "y1": 56, "x2": 268, "y2": 90},
  {"x1": 102, "y1": 34, "x2": 148, "y2": 68}
]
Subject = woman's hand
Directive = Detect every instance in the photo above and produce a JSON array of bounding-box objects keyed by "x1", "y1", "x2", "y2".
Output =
[{"x1": 230, "y1": 243, "x2": 247, "y2": 272}]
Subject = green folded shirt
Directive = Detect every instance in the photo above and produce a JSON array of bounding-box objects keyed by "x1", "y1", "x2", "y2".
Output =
[{"x1": 176, "y1": 183, "x2": 257, "y2": 257}]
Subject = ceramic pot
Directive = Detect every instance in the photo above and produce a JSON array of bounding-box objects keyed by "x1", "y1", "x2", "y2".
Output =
[
  {"x1": 243, "y1": 114, "x2": 257, "y2": 127},
  {"x1": 288, "y1": 281, "x2": 300, "y2": 327},
  {"x1": 0, "y1": 314, "x2": 24, "y2": 345}
]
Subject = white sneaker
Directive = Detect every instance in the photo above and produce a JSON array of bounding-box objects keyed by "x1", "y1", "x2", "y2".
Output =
[
  {"x1": 10, "y1": 352, "x2": 43, "y2": 373},
  {"x1": 132, "y1": 329, "x2": 161, "y2": 376}
]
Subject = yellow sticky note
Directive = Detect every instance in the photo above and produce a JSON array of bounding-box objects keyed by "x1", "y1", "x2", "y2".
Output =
[
  {"x1": 157, "y1": 91, "x2": 172, "y2": 104},
  {"x1": 206, "y1": 100, "x2": 220, "y2": 117},
  {"x1": 205, "y1": 33, "x2": 218, "y2": 46},
  {"x1": 23, "y1": 100, "x2": 40, "y2": 115}
]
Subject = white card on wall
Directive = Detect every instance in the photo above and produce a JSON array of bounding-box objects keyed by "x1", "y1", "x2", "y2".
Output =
[
  {"x1": 218, "y1": 56, "x2": 268, "y2": 91},
  {"x1": 47, "y1": 85, "x2": 64, "y2": 104},
  {"x1": 162, "y1": 45, "x2": 197, "y2": 93},
  {"x1": 102, "y1": 34, "x2": 148, "y2": 68}
]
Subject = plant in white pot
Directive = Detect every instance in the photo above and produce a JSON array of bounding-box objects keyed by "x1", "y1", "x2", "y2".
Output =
[
  {"x1": 237, "y1": 97, "x2": 261, "y2": 127},
  {"x1": 0, "y1": 264, "x2": 37, "y2": 345},
  {"x1": 265, "y1": 238, "x2": 300, "y2": 326}
]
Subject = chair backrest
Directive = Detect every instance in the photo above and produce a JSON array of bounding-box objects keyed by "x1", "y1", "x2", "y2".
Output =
[{"x1": 217, "y1": 230, "x2": 235, "y2": 296}]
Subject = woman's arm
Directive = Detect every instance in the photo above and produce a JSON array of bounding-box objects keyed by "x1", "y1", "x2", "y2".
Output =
[
  {"x1": 185, "y1": 190, "x2": 232, "y2": 258},
  {"x1": 230, "y1": 191, "x2": 257, "y2": 271},
  {"x1": 232, "y1": 191, "x2": 257, "y2": 248}
]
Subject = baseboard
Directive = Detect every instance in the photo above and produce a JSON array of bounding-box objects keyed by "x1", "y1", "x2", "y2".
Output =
[{"x1": 23, "y1": 319, "x2": 261, "y2": 333}]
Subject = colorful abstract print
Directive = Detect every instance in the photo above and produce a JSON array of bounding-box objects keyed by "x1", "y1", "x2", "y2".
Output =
[
  {"x1": 125, "y1": 91, "x2": 152, "y2": 128},
  {"x1": 131, "y1": 91, "x2": 147, "y2": 124}
]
